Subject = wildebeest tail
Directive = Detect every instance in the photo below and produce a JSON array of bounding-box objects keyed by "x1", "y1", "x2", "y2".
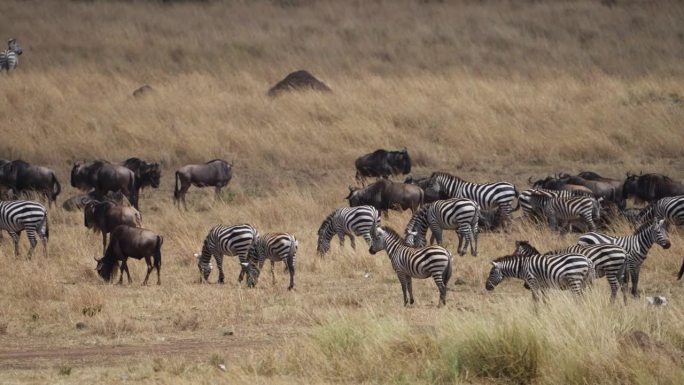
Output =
[
  {"x1": 51, "y1": 173, "x2": 61, "y2": 202},
  {"x1": 154, "y1": 235, "x2": 163, "y2": 269},
  {"x1": 174, "y1": 171, "x2": 180, "y2": 200}
]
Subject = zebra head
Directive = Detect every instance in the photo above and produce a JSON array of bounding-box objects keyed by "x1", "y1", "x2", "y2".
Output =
[
  {"x1": 485, "y1": 262, "x2": 504, "y2": 291},
  {"x1": 369, "y1": 227, "x2": 387, "y2": 254},
  {"x1": 652, "y1": 219, "x2": 671, "y2": 249},
  {"x1": 8, "y1": 39, "x2": 22, "y2": 55},
  {"x1": 194, "y1": 252, "x2": 212, "y2": 281},
  {"x1": 245, "y1": 247, "x2": 261, "y2": 288},
  {"x1": 514, "y1": 240, "x2": 539, "y2": 257}
]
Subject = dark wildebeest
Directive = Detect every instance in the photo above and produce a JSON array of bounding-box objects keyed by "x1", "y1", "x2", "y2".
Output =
[
  {"x1": 355, "y1": 148, "x2": 411, "y2": 185},
  {"x1": 0, "y1": 160, "x2": 61, "y2": 207},
  {"x1": 95, "y1": 225, "x2": 162, "y2": 285},
  {"x1": 84, "y1": 201, "x2": 142, "y2": 253},
  {"x1": 346, "y1": 179, "x2": 423, "y2": 217},
  {"x1": 62, "y1": 191, "x2": 129, "y2": 212},
  {"x1": 404, "y1": 175, "x2": 448, "y2": 203},
  {"x1": 71, "y1": 160, "x2": 138, "y2": 209},
  {"x1": 558, "y1": 173, "x2": 625, "y2": 209},
  {"x1": 622, "y1": 173, "x2": 684, "y2": 203},
  {"x1": 122, "y1": 157, "x2": 161, "y2": 193},
  {"x1": 174, "y1": 159, "x2": 233, "y2": 210},
  {"x1": 530, "y1": 176, "x2": 594, "y2": 195}
]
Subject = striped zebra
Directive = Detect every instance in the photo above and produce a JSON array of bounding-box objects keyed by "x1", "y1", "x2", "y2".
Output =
[
  {"x1": 426, "y1": 172, "x2": 517, "y2": 230},
  {"x1": 540, "y1": 193, "x2": 601, "y2": 233},
  {"x1": 245, "y1": 233, "x2": 298, "y2": 290},
  {"x1": 578, "y1": 219, "x2": 671, "y2": 297},
  {"x1": 194, "y1": 224, "x2": 258, "y2": 284},
  {"x1": 519, "y1": 188, "x2": 590, "y2": 222},
  {"x1": 486, "y1": 252, "x2": 591, "y2": 301},
  {"x1": 404, "y1": 198, "x2": 480, "y2": 256},
  {"x1": 0, "y1": 200, "x2": 48, "y2": 258},
  {"x1": 317, "y1": 206, "x2": 379, "y2": 256},
  {"x1": 514, "y1": 240, "x2": 628, "y2": 303},
  {"x1": 636, "y1": 196, "x2": 684, "y2": 227},
  {"x1": 0, "y1": 38, "x2": 22, "y2": 72},
  {"x1": 369, "y1": 226, "x2": 452, "y2": 306}
]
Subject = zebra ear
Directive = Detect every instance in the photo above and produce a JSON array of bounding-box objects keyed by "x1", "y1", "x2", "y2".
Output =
[{"x1": 491, "y1": 262, "x2": 496, "y2": 267}]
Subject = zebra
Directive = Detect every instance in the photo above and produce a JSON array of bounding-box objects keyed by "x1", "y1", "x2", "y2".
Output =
[
  {"x1": 317, "y1": 206, "x2": 379, "y2": 256},
  {"x1": 578, "y1": 219, "x2": 671, "y2": 297},
  {"x1": 0, "y1": 38, "x2": 22, "y2": 72},
  {"x1": 426, "y1": 172, "x2": 517, "y2": 230},
  {"x1": 245, "y1": 233, "x2": 298, "y2": 290},
  {"x1": 514, "y1": 240, "x2": 628, "y2": 303},
  {"x1": 485, "y1": 252, "x2": 591, "y2": 302},
  {"x1": 369, "y1": 226, "x2": 452, "y2": 306},
  {"x1": 194, "y1": 224, "x2": 258, "y2": 284},
  {"x1": 519, "y1": 188, "x2": 591, "y2": 222},
  {"x1": 540, "y1": 193, "x2": 601, "y2": 233},
  {"x1": 0, "y1": 200, "x2": 49, "y2": 258},
  {"x1": 404, "y1": 198, "x2": 480, "y2": 256},
  {"x1": 635, "y1": 196, "x2": 684, "y2": 228}
]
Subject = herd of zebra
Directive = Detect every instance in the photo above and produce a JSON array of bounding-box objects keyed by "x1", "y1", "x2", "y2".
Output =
[{"x1": 0, "y1": 153, "x2": 683, "y2": 306}]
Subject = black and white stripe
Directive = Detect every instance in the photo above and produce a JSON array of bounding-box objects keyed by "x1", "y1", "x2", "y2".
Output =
[
  {"x1": 0, "y1": 200, "x2": 48, "y2": 258},
  {"x1": 486, "y1": 252, "x2": 591, "y2": 301},
  {"x1": 514, "y1": 240, "x2": 627, "y2": 303},
  {"x1": 0, "y1": 39, "x2": 22, "y2": 72},
  {"x1": 317, "y1": 206, "x2": 379, "y2": 256},
  {"x1": 427, "y1": 172, "x2": 517, "y2": 229},
  {"x1": 636, "y1": 196, "x2": 684, "y2": 227},
  {"x1": 540, "y1": 194, "x2": 601, "y2": 232},
  {"x1": 245, "y1": 233, "x2": 298, "y2": 290},
  {"x1": 404, "y1": 198, "x2": 480, "y2": 256},
  {"x1": 370, "y1": 226, "x2": 452, "y2": 306},
  {"x1": 519, "y1": 188, "x2": 591, "y2": 222},
  {"x1": 578, "y1": 220, "x2": 671, "y2": 297},
  {"x1": 194, "y1": 224, "x2": 258, "y2": 284}
]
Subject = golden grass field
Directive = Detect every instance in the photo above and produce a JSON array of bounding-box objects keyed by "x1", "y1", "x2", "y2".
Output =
[{"x1": 1, "y1": 0, "x2": 684, "y2": 384}]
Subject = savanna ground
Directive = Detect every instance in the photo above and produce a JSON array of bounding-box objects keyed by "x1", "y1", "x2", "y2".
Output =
[{"x1": 1, "y1": 0, "x2": 684, "y2": 384}]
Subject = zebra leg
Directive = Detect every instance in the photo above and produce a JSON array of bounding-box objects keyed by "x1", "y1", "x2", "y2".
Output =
[
  {"x1": 286, "y1": 258, "x2": 295, "y2": 291},
  {"x1": 434, "y1": 275, "x2": 447, "y2": 306},
  {"x1": 26, "y1": 229, "x2": 38, "y2": 259},
  {"x1": 630, "y1": 267, "x2": 641, "y2": 298},
  {"x1": 471, "y1": 224, "x2": 479, "y2": 256},
  {"x1": 238, "y1": 254, "x2": 247, "y2": 283},
  {"x1": 348, "y1": 234, "x2": 356, "y2": 250},
  {"x1": 430, "y1": 222, "x2": 443, "y2": 246},
  {"x1": 9, "y1": 231, "x2": 20, "y2": 257},
  {"x1": 583, "y1": 214, "x2": 596, "y2": 232},
  {"x1": 456, "y1": 229, "x2": 465, "y2": 256},
  {"x1": 606, "y1": 275, "x2": 619, "y2": 303},
  {"x1": 406, "y1": 277, "x2": 415, "y2": 305},
  {"x1": 397, "y1": 273, "x2": 409, "y2": 306},
  {"x1": 216, "y1": 255, "x2": 225, "y2": 284}
]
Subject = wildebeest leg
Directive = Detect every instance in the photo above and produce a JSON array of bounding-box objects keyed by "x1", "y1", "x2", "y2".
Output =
[
  {"x1": 118, "y1": 261, "x2": 126, "y2": 285},
  {"x1": 26, "y1": 229, "x2": 37, "y2": 259},
  {"x1": 143, "y1": 256, "x2": 153, "y2": 286},
  {"x1": 9, "y1": 231, "x2": 20, "y2": 257},
  {"x1": 214, "y1": 186, "x2": 223, "y2": 201}
]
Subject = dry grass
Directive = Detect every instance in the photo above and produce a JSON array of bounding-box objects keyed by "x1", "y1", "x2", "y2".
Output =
[{"x1": 1, "y1": 0, "x2": 684, "y2": 384}]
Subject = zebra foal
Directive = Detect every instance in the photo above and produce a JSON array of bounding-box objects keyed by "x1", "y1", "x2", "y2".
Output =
[
  {"x1": 370, "y1": 226, "x2": 452, "y2": 307},
  {"x1": 245, "y1": 233, "x2": 298, "y2": 290},
  {"x1": 317, "y1": 206, "x2": 379, "y2": 256},
  {"x1": 0, "y1": 39, "x2": 22, "y2": 72},
  {"x1": 0, "y1": 200, "x2": 48, "y2": 258},
  {"x1": 194, "y1": 224, "x2": 258, "y2": 284}
]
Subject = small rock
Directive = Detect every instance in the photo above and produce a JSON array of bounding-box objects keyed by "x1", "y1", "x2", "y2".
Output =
[
  {"x1": 75, "y1": 322, "x2": 87, "y2": 330},
  {"x1": 132, "y1": 84, "x2": 153, "y2": 98}
]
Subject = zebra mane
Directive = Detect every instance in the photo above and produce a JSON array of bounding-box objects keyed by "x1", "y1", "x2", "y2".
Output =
[
  {"x1": 380, "y1": 226, "x2": 404, "y2": 241},
  {"x1": 429, "y1": 171, "x2": 462, "y2": 181},
  {"x1": 634, "y1": 218, "x2": 662, "y2": 234},
  {"x1": 515, "y1": 240, "x2": 540, "y2": 255},
  {"x1": 492, "y1": 254, "x2": 521, "y2": 263}
]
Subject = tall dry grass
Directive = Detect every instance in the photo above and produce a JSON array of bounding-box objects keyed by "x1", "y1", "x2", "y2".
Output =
[{"x1": 1, "y1": 1, "x2": 684, "y2": 384}]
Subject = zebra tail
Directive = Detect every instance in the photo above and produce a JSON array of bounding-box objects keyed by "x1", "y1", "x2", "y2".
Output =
[
  {"x1": 512, "y1": 186, "x2": 521, "y2": 211},
  {"x1": 43, "y1": 214, "x2": 49, "y2": 240},
  {"x1": 154, "y1": 235, "x2": 163, "y2": 269},
  {"x1": 678, "y1": 256, "x2": 684, "y2": 280},
  {"x1": 443, "y1": 251, "x2": 453, "y2": 287},
  {"x1": 51, "y1": 173, "x2": 61, "y2": 202}
]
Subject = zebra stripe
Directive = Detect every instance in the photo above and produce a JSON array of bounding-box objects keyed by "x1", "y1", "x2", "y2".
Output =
[
  {"x1": 317, "y1": 205, "x2": 379, "y2": 256},
  {"x1": 540, "y1": 194, "x2": 601, "y2": 232},
  {"x1": 194, "y1": 224, "x2": 258, "y2": 284},
  {"x1": 404, "y1": 198, "x2": 480, "y2": 256},
  {"x1": 486, "y1": 252, "x2": 591, "y2": 301},
  {"x1": 514, "y1": 240, "x2": 627, "y2": 303},
  {"x1": 427, "y1": 172, "x2": 517, "y2": 228},
  {"x1": 0, "y1": 39, "x2": 22, "y2": 72},
  {"x1": 637, "y1": 196, "x2": 684, "y2": 227},
  {"x1": 0, "y1": 200, "x2": 48, "y2": 258},
  {"x1": 370, "y1": 226, "x2": 452, "y2": 306},
  {"x1": 577, "y1": 220, "x2": 671, "y2": 297},
  {"x1": 246, "y1": 233, "x2": 298, "y2": 290},
  {"x1": 519, "y1": 188, "x2": 591, "y2": 221}
]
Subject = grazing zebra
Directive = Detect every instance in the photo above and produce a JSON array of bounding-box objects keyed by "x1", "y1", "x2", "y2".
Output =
[
  {"x1": 636, "y1": 196, "x2": 684, "y2": 227},
  {"x1": 486, "y1": 252, "x2": 591, "y2": 302},
  {"x1": 194, "y1": 224, "x2": 258, "y2": 284},
  {"x1": 519, "y1": 188, "x2": 590, "y2": 222},
  {"x1": 404, "y1": 198, "x2": 480, "y2": 256},
  {"x1": 578, "y1": 220, "x2": 671, "y2": 297},
  {"x1": 369, "y1": 226, "x2": 452, "y2": 306},
  {"x1": 245, "y1": 233, "x2": 298, "y2": 290},
  {"x1": 0, "y1": 200, "x2": 48, "y2": 258},
  {"x1": 317, "y1": 206, "x2": 380, "y2": 256},
  {"x1": 540, "y1": 194, "x2": 601, "y2": 232},
  {"x1": 426, "y1": 172, "x2": 517, "y2": 230},
  {"x1": 514, "y1": 240, "x2": 628, "y2": 303},
  {"x1": 0, "y1": 38, "x2": 22, "y2": 72}
]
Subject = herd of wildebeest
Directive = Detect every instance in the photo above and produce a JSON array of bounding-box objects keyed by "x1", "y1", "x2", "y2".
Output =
[{"x1": 0, "y1": 148, "x2": 683, "y2": 306}]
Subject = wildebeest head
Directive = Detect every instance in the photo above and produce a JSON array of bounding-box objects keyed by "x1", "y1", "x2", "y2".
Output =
[
  {"x1": 390, "y1": 148, "x2": 411, "y2": 175},
  {"x1": 345, "y1": 186, "x2": 363, "y2": 206},
  {"x1": 141, "y1": 163, "x2": 161, "y2": 188}
]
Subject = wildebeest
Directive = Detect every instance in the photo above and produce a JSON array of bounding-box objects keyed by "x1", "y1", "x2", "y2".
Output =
[
  {"x1": 62, "y1": 191, "x2": 130, "y2": 212},
  {"x1": 346, "y1": 179, "x2": 423, "y2": 217},
  {"x1": 404, "y1": 175, "x2": 448, "y2": 203},
  {"x1": 174, "y1": 159, "x2": 233, "y2": 210},
  {"x1": 558, "y1": 172, "x2": 625, "y2": 209},
  {"x1": 71, "y1": 160, "x2": 138, "y2": 209},
  {"x1": 95, "y1": 225, "x2": 163, "y2": 285},
  {"x1": 122, "y1": 157, "x2": 161, "y2": 194},
  {"x1": 622, "y1": 173, "x2": 684, "y2": 203},
  {"x1": 355, "y1": 148, "x2": 411, "y2": 185},
  {"x1": 0, "y1": 160, "x2": 61, "y2": 207},
  {"x1": 530, "y1": 176, "x2": 593, "y2": 195},
  {"x1": 84, "y1": 201, "x2": 142, "y2": 253}
]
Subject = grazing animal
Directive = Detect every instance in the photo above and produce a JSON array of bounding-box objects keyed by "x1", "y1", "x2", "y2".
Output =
[
  {"x1": 519, "y1": 188, "x2": 590, "y2": 222},
  {"x1": 530, "y1": 176, "x2": 594, "y2": 195},
  {"x1": 195, "y1": 224, "x2": 258, "y2": 283},
  {"x1": 404, "y1": 175, "x2": 448, "y2": 203},
  {"x1": 514, "y1": 240, "x2": 627, "y2": 303},
  {"x1": 427, "y1": 172, "x2": 518, "y2": 230},
  {"x1": 62, "y1": 191, "x2": 129, "y2": 212},
  {"x1": 539, "y1": 193, "x2": 601, "y2": 233},
  {"x1": 174, "y1": 159, "x2": 233, "y2": 210},
  {"x1": 346, "y1": 179, "x2": 423, "y2": 216},
  {"x1": 95, "y1": 225, "x2": 163, "y2": 285},
  {"x1": 559, "y1": 172, "x2": 625, "y2": 209},
  {"x1": 317, "y1": 206, "x2": 380, "y2": 256},
  {"x1": 578, "y1": 220, "x2": 671, "y2": 297},
  {"x1": 0, "y1": 160, "x2": 61, "y2": 207},
  {"x1": 485, "y1": 252, "x2": 591, "y2": 302},
  {"x1": 71, "y1": 160, "x2": 138, "y2": 209},
  {"x1": 354, "y1": 148, "x2": 411, "y2": 185},
  {"x1": 404, "y1": 198, "x2": 480, "y2": 256},
  {"x1": 84, "y1": 201, "x2": 142, "y2": 253},
  {"x1": 622, "y1": 173, "x2": 684, "y2": 203},
  {"x1": 635, "y1": 196, "x2": 684, "y2": 228},
  {"x1": 245, "y1": 233, "x2": 298, "y2": 290},
  {"x1": 369, "y1": 226, "x2": 452, "y2": 307},
  {"x1": 0, "y1": 200, "x2": 48, "y2": 258},
  {"x1": 122, "y1": 157, "x2": 161, "y2": 198},
  {"x1": 0, "y1": 38, "x2": 22, "y2": 72}
]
